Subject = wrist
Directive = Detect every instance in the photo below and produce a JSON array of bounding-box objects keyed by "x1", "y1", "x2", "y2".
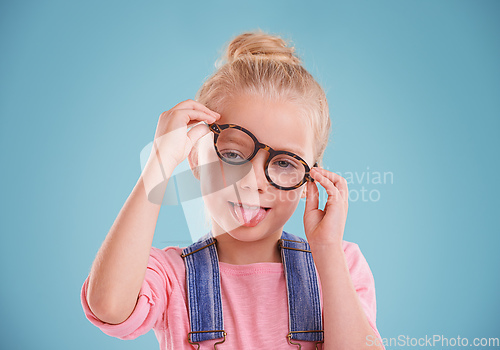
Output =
[
  {"x1": 140, "y1": 148, "x2": 177, "y2": 206},
  {"x1": 309, "y1": 242, "x2": 346, "y2": 269},
  {"x1": 308, "y1": 240, "x2": 343, "y2": 254}
]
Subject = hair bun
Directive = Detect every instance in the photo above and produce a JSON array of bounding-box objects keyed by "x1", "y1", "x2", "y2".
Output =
[{"x1": 222, "y1": 30, "x2": 302, "y2": 66}]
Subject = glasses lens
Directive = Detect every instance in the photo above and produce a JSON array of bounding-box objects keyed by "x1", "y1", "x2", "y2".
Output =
[
  {"x1": 216, "y1": 128, "x2": 255, "y2": 164},
  {"x1": 267, "y1": 154, "x2": 306, "y2": 188},
  {"x1": 214, "y1": 126, "x2": 308, "y2": 189}
]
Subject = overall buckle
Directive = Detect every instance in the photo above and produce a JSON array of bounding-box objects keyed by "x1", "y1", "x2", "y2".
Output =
[
  {"x1": 187, "y1": 330, "x2": 227, "y2": 350},
  {"x1": 287, "y1": 330, "x2": 324, "y2": 349}
]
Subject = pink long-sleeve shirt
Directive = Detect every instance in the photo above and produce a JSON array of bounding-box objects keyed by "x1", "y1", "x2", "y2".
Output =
[{"x1": 81, "y1": 240, "x2": 384, "y2": 349}]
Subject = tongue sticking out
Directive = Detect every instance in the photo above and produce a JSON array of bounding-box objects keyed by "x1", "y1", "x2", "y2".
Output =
[{"x1": 233, "y1": 204, "x2": 268, "y2": 227}]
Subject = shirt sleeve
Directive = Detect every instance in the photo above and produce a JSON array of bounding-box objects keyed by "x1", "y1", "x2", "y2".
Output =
[
  {"x1": 344, "y1": 242, "x2": 385, "y2": 350},
  {"x1": 80, "y1": 247, "x2": 173, "y2": 340}
]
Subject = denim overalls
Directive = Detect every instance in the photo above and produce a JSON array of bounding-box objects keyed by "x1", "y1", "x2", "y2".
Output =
[{"x1": 181, "y1": 230, "x2": 324, "y2": 349}]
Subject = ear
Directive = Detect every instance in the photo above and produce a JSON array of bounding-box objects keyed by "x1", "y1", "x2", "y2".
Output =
[{"x1": 188, "y1": 145, "x2": 200, "y2": 180}]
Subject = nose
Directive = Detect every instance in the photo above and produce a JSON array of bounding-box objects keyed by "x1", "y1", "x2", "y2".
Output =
[{"x1": 238, "y1": 149, "x2": 270, "y2": 192}]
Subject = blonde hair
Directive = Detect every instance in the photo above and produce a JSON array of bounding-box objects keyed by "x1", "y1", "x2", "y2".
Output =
[{"x1": 195, "y1": 29, "x2": 331, "y2": 228}]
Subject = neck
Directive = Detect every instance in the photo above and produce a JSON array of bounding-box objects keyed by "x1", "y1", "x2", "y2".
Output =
[{"x1": 213, "y1": 228, "x2": 283, "y2": 265}]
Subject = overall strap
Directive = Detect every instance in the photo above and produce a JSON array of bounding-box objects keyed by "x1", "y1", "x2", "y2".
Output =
[
  {"x1": 181, "y1": 232, "x2": 226, "y2": 345},
  {"x1": 181, "y1": 230, "x2": 323, "y2": 347},
  {"x1": 279, "y1": 231, "x2": 324, "y2": 343}
]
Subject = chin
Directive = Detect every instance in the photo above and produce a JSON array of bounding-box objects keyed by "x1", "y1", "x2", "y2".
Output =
[{"x1": 227, "y1": 227, "x2": 268, "y2": 242}]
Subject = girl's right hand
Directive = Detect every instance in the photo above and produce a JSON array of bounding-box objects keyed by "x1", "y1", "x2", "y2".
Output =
[{"x1": 152, "y1": 99, "x2": 220, "y2": 169}]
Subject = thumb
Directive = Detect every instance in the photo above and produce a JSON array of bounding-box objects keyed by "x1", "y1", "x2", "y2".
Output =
[
  {"x1": 187, "y1": 122, "x2": 211, "y2": 147},
  {"x1": 304, "y1": 180, "x2": 319, "y2": 214}
]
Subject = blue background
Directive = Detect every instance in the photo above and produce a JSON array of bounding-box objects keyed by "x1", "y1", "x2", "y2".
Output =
[{"x1": 1, "y1": 0, "x2": 499, "y2": 349}]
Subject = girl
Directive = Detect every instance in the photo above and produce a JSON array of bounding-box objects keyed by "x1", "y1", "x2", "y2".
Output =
[{"x1": 81, "y1": 30, "x2": 385, "y2": 350}]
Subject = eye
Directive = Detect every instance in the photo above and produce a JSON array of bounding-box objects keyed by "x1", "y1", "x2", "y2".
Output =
[
  {"x1": 273, "y1": 159, "x2": 298, "y2": 169},
  {"x1": 221, "y1": 150, "x2": 244, "y2": 160}
]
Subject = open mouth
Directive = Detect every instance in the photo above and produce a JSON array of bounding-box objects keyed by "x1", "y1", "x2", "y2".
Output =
[
  {"x1": 228, "y1": 201, "x2": 271, "y2": 227},
  {"x1": 229, "y1": 201, "x2": 271, "y2": 211}
]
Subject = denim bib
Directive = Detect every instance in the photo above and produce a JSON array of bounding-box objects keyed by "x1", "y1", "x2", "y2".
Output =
[{"x1": 181, "y1": 230, "x2": 324, "y2": 349}]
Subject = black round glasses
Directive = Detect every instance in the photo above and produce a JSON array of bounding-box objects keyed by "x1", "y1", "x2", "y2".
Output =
[{"x1": 208, "y1": 123, "x2": 317, "y2": 191}]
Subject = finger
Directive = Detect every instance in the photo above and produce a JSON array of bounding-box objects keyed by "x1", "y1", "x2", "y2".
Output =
[
  {"x1": 172, "y1": 109, "x2": 218, "y2": 127},
  {"x1": 156, "y1": 110, "x2": 216, "y2": 141},
  {"x1": 309, "y1": 168, "x2": 339, "y2": 199},
  {"x1": 171, "y1": 99, "x2": 220, "y2": 117},
  {"x1": 176, "y1": 108, "x2": 220, "y2": 124},
  {"x1": 187, "y1": 119, "x2": 209, "y2": 128},
  {"x1": 171, "y1": 99, "x2": 221, "y2": 118},
  {"x1": 313, "y1": 168, "x2": 348, "y2": 203},
  {"x1": 304, "y1": 180, "x2": 320, "y2": 213},
  {"x1": 186, "y1": 122, "x2": 211, "y2": 146}
]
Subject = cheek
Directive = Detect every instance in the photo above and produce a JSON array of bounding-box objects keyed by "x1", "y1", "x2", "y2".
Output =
[
  {"x1": 272, "y1": 188, "x2": 304, "y2": 217},
  {"x1": 198, "y1": 138, "x2": 223, "y2": 196},
  {"x1": 199, "y1": 150, "x2": 255, "y2": 197},
  {"x1": 199, "y1": 161, "x2": 223, "y2": 197},
  {"x1": 274, "y1": 188, "x2": 303, "y2": 205}
]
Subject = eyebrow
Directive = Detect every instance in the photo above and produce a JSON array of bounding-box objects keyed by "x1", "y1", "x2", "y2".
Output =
[
  {"x1": 221, "y1": 124, "x2": 307, "y2": 158},
  {"x1": 226, "y1": 136, "x2": 251, "y2": 147},
  {"x1": 274, "y1": 143, "x2": 306, "y2": 158}
]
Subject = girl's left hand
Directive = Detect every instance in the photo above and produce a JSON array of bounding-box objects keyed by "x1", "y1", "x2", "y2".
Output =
[{"x1": 304, "y1": 167, "x2": 349, "y2": 248}]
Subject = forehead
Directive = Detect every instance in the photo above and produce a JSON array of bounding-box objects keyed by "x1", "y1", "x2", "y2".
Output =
[{"x1": 218, "y1": 94, "x2": 314, "y2": 162}]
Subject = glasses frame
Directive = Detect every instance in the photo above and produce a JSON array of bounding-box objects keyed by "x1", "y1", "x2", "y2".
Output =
[{"x1": 208, "y1": 122, "x2": 317, "y2": 191}]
